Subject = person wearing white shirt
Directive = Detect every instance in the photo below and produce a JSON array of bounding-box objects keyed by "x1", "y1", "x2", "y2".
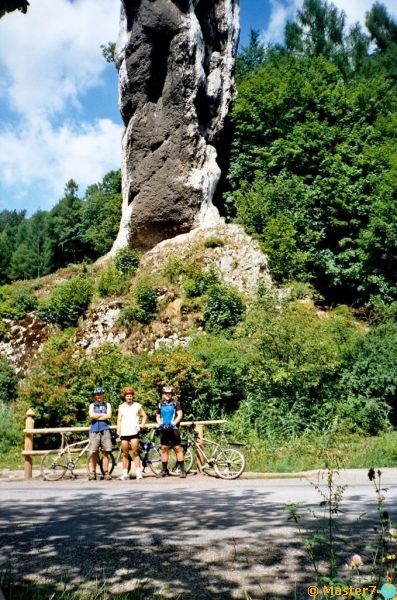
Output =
[{"x1": 116, "y1": 387, "x2": 147, "y2": 480}]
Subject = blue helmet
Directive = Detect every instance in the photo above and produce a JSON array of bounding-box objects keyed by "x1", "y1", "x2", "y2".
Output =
[{"x1": 93, "y1": 386, "x2": 105, "y2": 394}]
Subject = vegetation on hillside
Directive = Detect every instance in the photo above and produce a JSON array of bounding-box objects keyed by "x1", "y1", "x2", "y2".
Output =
[
  {"x1": 230, "y1": 0, "x2": 397, "y2": 306},
  {"x1": 0, "y1": 0, "x2": 397, "y2": 470}
]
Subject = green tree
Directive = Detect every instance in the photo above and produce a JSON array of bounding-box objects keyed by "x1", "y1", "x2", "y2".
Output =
[
  {"x1": 366, "y1": 2, "x2": 397, "y2": 51},
  {"x1": 236, "y1": 29, "x2": 266, "y2": 81},
  {"x1": 82, "y1": 170, "x2": 122, "y2": 257},
  {"x1": 50, "y1": 180, "x2": 88, "y2": 268},
  {"x1": 0, "y1": 1, "x2": 29, "y2": 19},
  {"x1": 228, "y1": 48, "x2": 397, "y2": 302},
  {"x1": 285, "y1": 0, "x2": 346, "y2": 63}
]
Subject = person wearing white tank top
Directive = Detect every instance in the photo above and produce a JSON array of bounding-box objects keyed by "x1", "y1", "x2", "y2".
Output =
[{"x1": 116, "y1": 387, "x2": 147, "y2": 480}]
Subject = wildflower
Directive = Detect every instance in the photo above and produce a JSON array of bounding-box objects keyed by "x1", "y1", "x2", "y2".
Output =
[
  {"x1": 349, "y1": 554, "x2": 364, "y2": 569},
  {"x1": 368, "y1": 468, "x2": 375, "y2": 481},
  {"x1": 377, "y1": 494, "x2": 386, "y2": 503},
  {"x1": 389, "y1": 528, "x2": 397, "y2": 539},
  {"x1": 382, "y1": 554, "x2": 396, "y2": 564}
]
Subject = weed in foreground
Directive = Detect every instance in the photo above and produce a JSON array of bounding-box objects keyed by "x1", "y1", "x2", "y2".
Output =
[{"x1": 286, "y1": 465, "x2": 397, "y2": 599}]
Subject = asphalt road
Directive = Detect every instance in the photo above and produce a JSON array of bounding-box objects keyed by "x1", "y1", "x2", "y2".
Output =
[{"x1": 1, "y1": 469, "x2": 396, "y2": 599}]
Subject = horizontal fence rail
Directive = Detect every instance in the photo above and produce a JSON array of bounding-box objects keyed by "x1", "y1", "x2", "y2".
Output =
[{"x1": 22, "y1": 408, "x2": 227, "y2": 479}]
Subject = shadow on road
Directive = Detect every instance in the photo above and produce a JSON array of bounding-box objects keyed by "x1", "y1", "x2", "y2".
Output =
[{"x1": 0, "y1": 481, "x2": 389, "y2": 599}]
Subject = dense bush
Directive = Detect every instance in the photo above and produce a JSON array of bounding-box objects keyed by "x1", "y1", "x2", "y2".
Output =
[
  {"x1": 0, "y1": 403, "x2": 22, "y2": 455},
  {"x1": 203, "y1": 284, "x2": 245, "y2": 332},
  {"x1": 114, "y1": 247, "x2": 140, "y2": 275},
  {"x1": 337, "y1": 320, "x2": 397, "y2": 430},
  {"x1": 118, "y1": 280, "x2": 158, "y2": 327},
  {"x1": 38, "y1": 274, "x2": 93, "y2": 328},
  {"x1": 97, "y1": 263, "x2": 130, "y2": 297},
  {"x1": 0, "y1": 356, "x2": 18, "y2": 403},
  {"x1": 0, "y1": 283, "x2": 38, "y2": 319}
]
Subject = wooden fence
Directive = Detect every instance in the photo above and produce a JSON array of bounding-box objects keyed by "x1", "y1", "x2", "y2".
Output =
[{"x1": 22, "y1": 408, "x2": 227, "y2": 479}]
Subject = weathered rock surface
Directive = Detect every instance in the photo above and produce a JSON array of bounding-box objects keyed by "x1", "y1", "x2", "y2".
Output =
[
  {"x1": 111, "y1": 0, "x2": 240, "y2": 253},
  {"x1": 142, "y1": 223, "x2": 272, "y2": 296},
  {"x1": 0, "y1": 314, "x2": 54, "y2": 376}
]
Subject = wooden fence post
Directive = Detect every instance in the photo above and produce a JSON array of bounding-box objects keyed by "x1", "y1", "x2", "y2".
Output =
[
  {"x1": 24, "y1": 409, "x2": 35, "y2": 480},
  {"x1": 195, "y1": 423, "x2": 204, "y2": 472}
]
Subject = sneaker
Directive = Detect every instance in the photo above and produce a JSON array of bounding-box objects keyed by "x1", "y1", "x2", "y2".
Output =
[
  {"x1": 136, "y1": 469, "x2": 143, "y2": 480},
  {"x1": 118, "y1": 473, "x2": 129, "y2": 481},
  {"x1": 180, "y1": 470, "x2": 186, "y2": 479},
  {"x1": 103, "y1": 472, "x2": 112, "y2": 480},
  {"x1": 88, "y1": 473, "x2": 97, "y2": 481},
  {"x1": 161, "y1": 469, "x2": 170, "y2": 477}
]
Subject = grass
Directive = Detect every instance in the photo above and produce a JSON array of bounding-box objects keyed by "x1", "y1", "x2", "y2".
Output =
[
  {"x1": 244, "y1": 431, "x2": 397, "y2": 473},
  {"x1": 0, "y1": 569, "x2": 172, "y2": 600},
  {"x1": 1, "y1": 431, "x2": 397, "y2": 476}
]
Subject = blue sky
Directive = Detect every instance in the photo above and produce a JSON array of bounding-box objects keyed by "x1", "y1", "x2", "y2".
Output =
[{"x1": 0, "y1": 0, "x2": 395, "y2": 215}]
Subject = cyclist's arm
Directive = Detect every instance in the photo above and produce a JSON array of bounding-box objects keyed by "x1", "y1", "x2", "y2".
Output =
[
  {"x1": 89, "y1": 403, "x2": 112, "y2": 421},
  {"x1": 173, "y1": 409, "x2": 183, "y2": 427},
  {"x1": 116, "y1": 406, "x2": 122, "y2": 436},
  {"x1": 139, "y1": 407, "x2": 148, "y2": 428},
  {"x1": 155, "y1": 407, "x2": 162, "y2": 425}
]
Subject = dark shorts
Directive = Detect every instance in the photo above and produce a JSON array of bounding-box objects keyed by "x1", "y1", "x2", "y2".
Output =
[
  {"x1": 160, "y1": 427, "x2": 181, "y2": 447},
  {"x1": 120, "y1": 434, "x2": 139, "y2": 441}
]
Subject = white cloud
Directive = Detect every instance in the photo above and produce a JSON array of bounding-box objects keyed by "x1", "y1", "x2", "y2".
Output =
[
  {"x1": 0, "y1": 117, "x2": 122, "y2": 194},
  {"x1": 0, "y1": 0, "x2": 123, "y2": 212},
  {"x1": 262, "y1": 0, "x2": 397, "y2": 46}
]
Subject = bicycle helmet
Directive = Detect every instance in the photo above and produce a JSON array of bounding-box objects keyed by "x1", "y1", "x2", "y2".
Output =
[
  {"x1": 162, "y1": 385, "x2": 173, "y2": 393},
  {"x1": 93, "y1": 386, "x2": 105, "y2": 394},
  {"x1": 123, "y1": 387, "x2": 135, "y2": 396}
]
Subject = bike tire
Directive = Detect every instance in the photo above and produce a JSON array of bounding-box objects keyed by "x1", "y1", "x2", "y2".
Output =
[
  {"x1": 214, "y1": 448, "x2": 246, "y2": 480},
  {"x1": 41, "y1": 450, "x2": 68, "y2": 481},
  {"x1": 168, "y1": 446, "x2": 194, "y2": 475},
  {"x1": 147, "y1": 445, "x2": 162, "y2": 477},
  {"x1": 86, "y1": 450, "x2": 116, "y2": 478}
]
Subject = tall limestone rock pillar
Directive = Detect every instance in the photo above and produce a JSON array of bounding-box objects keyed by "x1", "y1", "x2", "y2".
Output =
[{"x1": 111, "y1": 0, "x2": 240, "y2": 252}]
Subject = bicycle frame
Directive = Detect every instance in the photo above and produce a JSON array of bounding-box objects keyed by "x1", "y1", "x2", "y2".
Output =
[{"x1": 58, "y1": 434, "x2": 90, "y2": 472}]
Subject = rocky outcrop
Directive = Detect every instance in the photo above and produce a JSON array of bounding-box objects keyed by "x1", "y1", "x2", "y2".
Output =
[
  {"x1": 111, "y1": 0, "x2": 240, "y2": 253},
  {"x1": 141, "y1": 223, "x2": 272, "y2": 296}
]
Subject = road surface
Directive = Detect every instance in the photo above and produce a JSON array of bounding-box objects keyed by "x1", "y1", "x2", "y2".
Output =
[{"x1": 0, "y1": 469, "x2": 396, "y2": 599}]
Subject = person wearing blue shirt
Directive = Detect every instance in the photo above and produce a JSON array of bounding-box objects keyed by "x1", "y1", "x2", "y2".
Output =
[
  {"x1": 156, "y1": 385, "x2": 186, "y2": 478},
  {"x1": 88, "y1": 387, "x2": 112, "y2": 480}
]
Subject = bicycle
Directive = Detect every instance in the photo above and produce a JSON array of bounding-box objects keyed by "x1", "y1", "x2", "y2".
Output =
[
  {"x1": 100, "y1": 431, "x2": 163, "y2": 479},
  {"x1": 171, "y1": 422, "x2": 246, "y2": 480},
  {"x1": 41, "y1": 432, "x2": 93, "y2": 481}
]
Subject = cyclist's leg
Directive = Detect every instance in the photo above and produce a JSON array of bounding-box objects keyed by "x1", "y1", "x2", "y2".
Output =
[
  {"x1": 88, "y1": 432, "x2": 100, "y2": 480},
  {"x1": 100, "y1": 430, "x2": 113, "y2": 479},
  {"x1": 130, "y1": 438, "x2": 142, "y2": 479}
]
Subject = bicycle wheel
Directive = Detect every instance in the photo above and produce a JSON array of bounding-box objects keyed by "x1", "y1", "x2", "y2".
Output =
[
  {"x1": 86, "y1": 450, "x2": 116, "y2": 478},
  {"x1": 41, "y1": 451, "x2": 68, "y2": 481},
  {"x1": 147, "y1": 445, "x2": 162, "y2": 477},
  {"x1": 168, "y1": 446, "x2": 194, "y2": 475},
  {"x1": 214, "y1": 448, "x2": 246, "y2": 480}
]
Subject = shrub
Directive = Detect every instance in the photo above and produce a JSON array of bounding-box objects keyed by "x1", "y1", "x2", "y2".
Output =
[
  {"x1": 0, "y1": 403, "x2": 22, "y2": 454},
  {"x1": 183, "y1": 266, "x2": 220, "y2": 298},
  {"x1": 97, "y1": 263, "x2": 130, "y2": 297},
  {"x1": 117, "y1": 281, "x2": 158, "y2": 327},
  {"x1": 117, "y1": 305, "x2": 139, "y2": 328},
  {"x1": 38, "y1": 274, "x2": 93, "y2": 328},
  {"x1": 114, "y1": 247, "x2": 140, "y2": 275},
  {"x1": 0, "y1": 283, "x2": 38, "y2": 319},
  {"x1": 203, "y1": 284, "x2": 245, "y2": 332},
  {"x1": 0, "y1": 356, "x2": 17, "y2": 403},
  {"x1": 162, "y1": 255, "x2": 190, "y2": 283},
  {"x1": 134, "y1": 281, "x2": 158, "y2": 324}
]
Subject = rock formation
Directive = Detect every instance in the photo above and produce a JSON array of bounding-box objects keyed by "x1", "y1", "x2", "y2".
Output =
[{"x1": 111, "y1": 0, "x2": 240, "y2": 252}]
